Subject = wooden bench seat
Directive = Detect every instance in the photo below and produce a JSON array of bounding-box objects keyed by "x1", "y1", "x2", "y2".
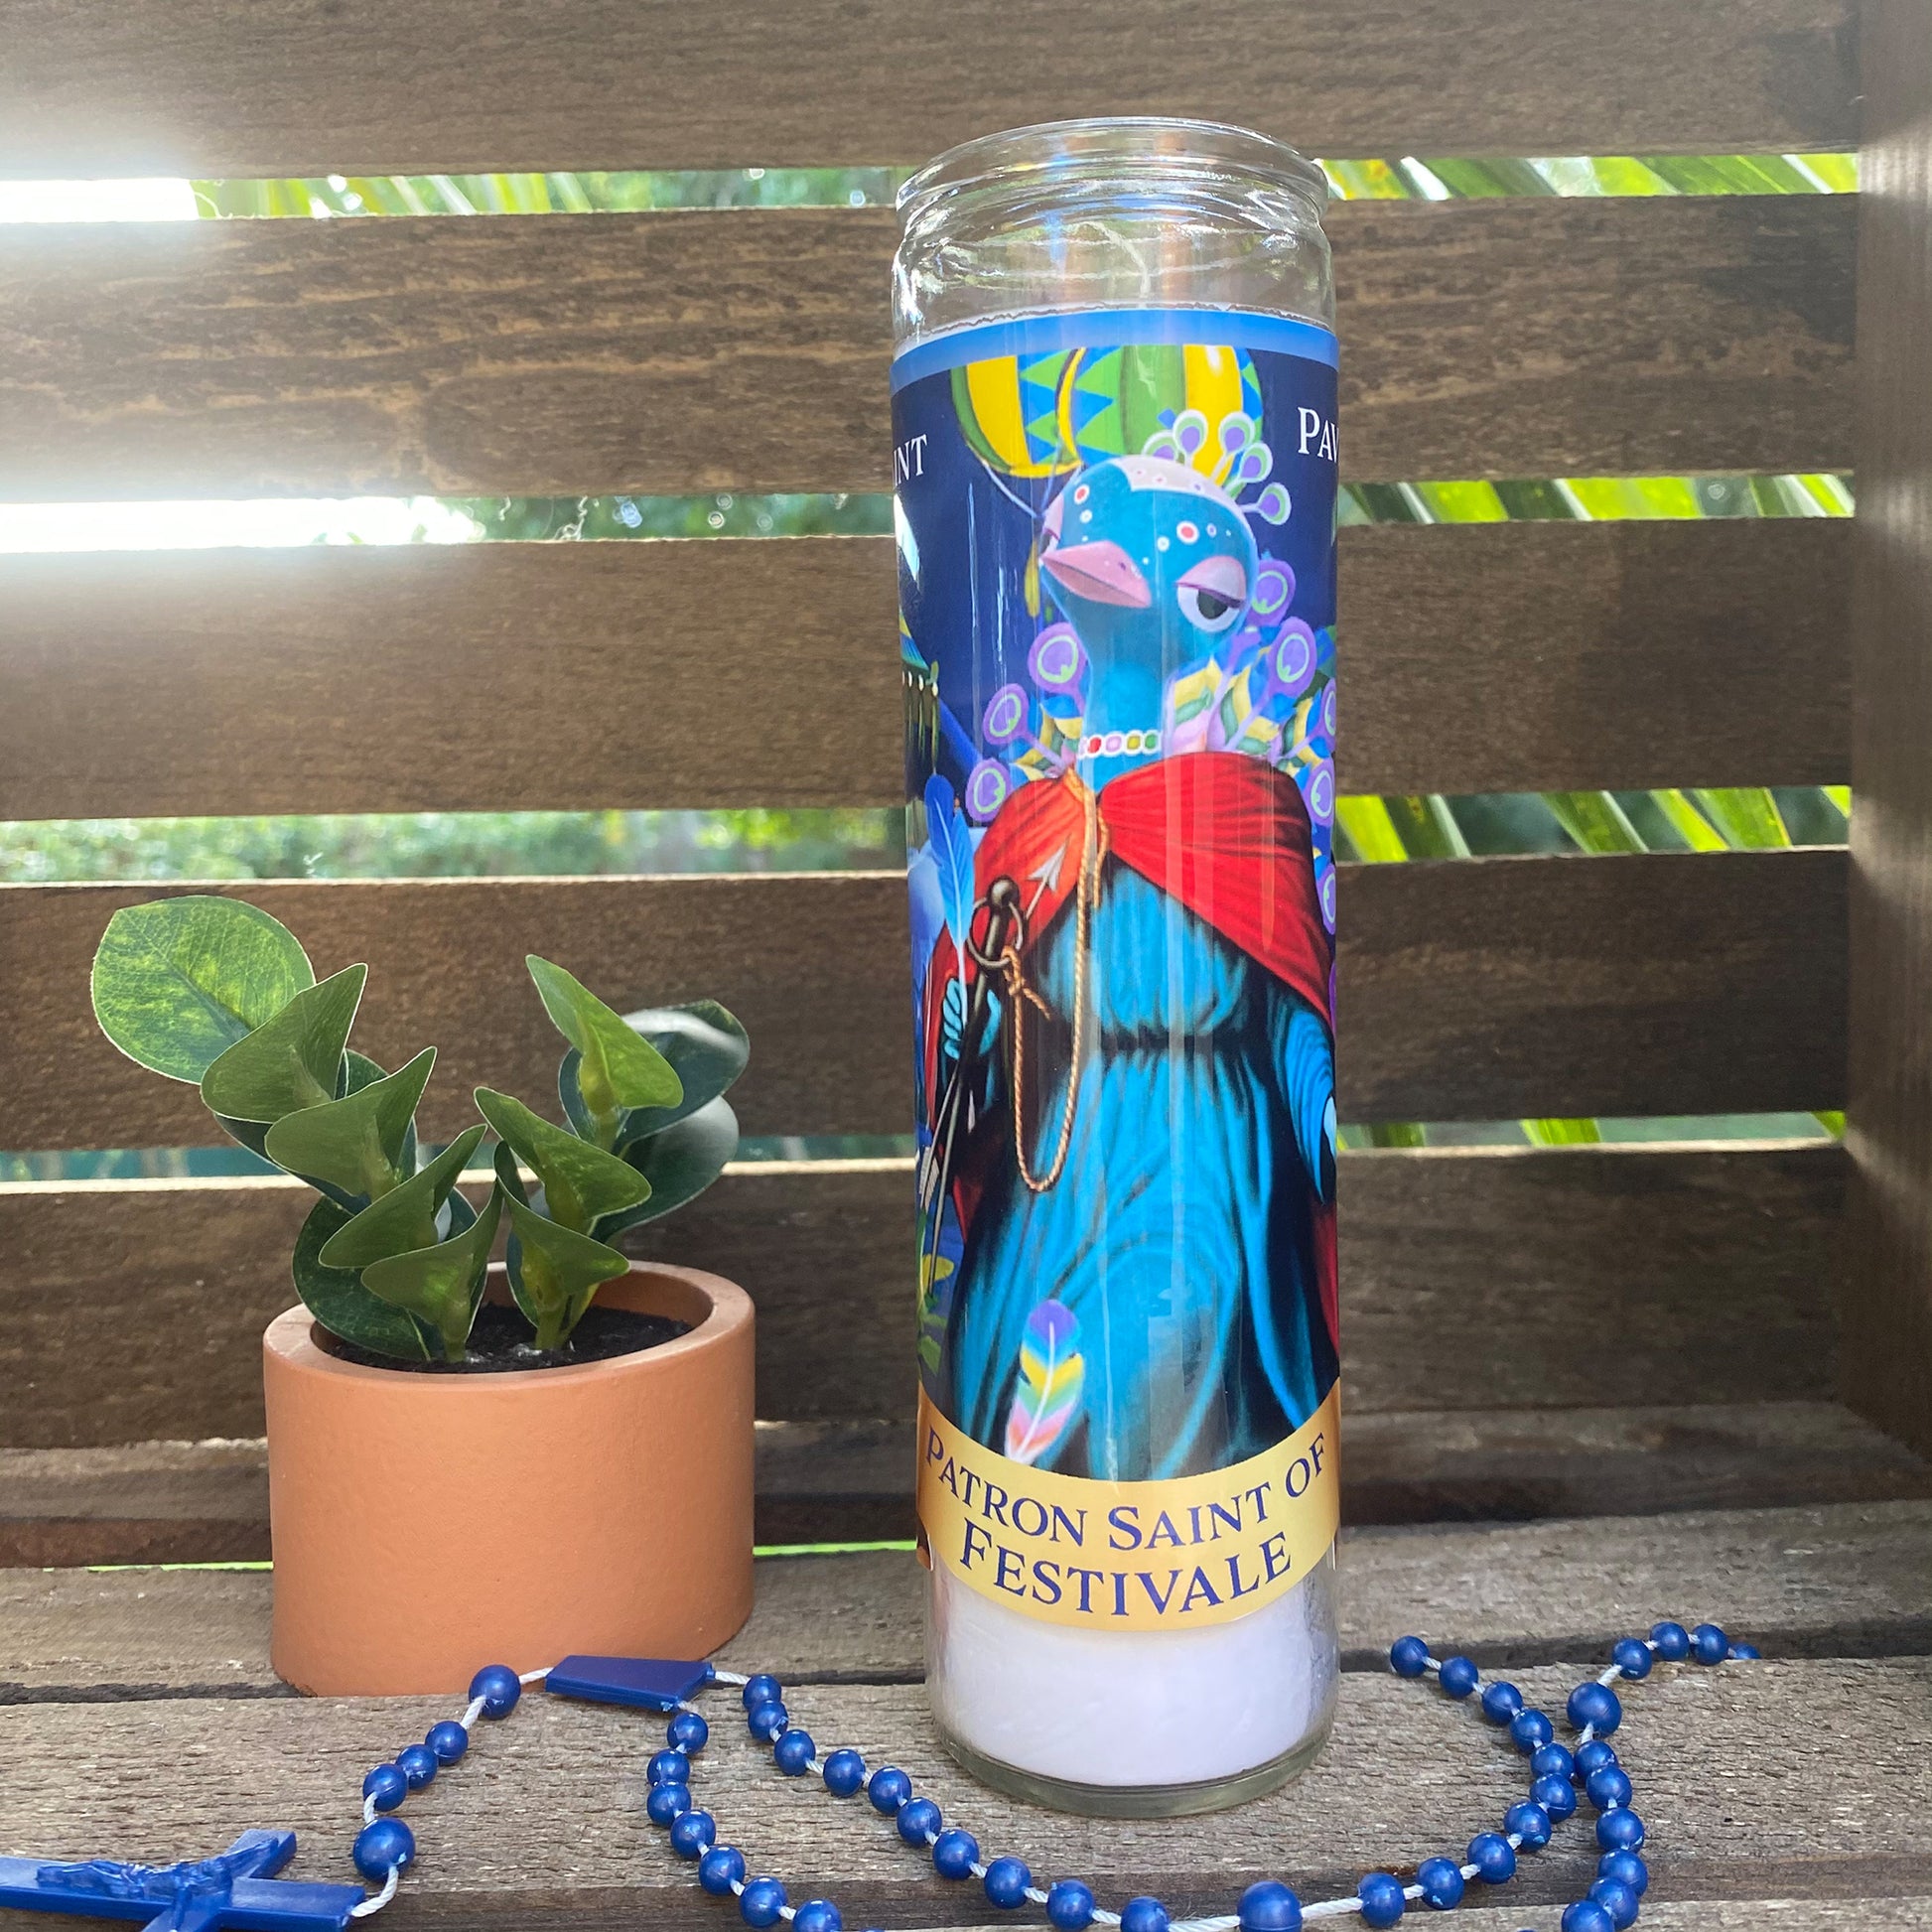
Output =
[{"x1": 3, "y1": 1508, "x2": 1928, "y2": 1928}]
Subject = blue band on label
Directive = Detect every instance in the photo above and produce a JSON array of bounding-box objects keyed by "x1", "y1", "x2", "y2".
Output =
[{"x1": 891, "y1": 307, "x2": 1338, "y2": 391}]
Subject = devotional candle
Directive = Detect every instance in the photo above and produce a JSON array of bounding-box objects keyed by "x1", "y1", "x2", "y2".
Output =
[{"x1": 893, "y1": 120, "x2": 1342, "y2": 1815}]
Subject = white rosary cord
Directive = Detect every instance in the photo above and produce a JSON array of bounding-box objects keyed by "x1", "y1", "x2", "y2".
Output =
[
  {"x1": 347, "y1": 1866, "x2": 398, "y2": 1918},
  {"x1": 352, "y1": 1663, "x2": 558, "y2": 1915}
]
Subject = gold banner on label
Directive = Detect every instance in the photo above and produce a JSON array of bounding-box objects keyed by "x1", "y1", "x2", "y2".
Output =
[{"x1": 916, "y1": 1385, "x2": 1340, "y2": 1631}]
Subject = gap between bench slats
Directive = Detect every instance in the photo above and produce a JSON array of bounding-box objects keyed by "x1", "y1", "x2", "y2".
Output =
[
  {"x1": 0, "y1": 198, "x2": 1854, "y2": 500},
  {"x1": 0, "y1": 520, "x2": 1853, "y2": 821},
  {"x1": 3, "y1": 1501, "x2": 1927, "y2": 1700},
  {"x1": 0, "y1": 1662, "x2": 1922, "y2": 1925},
  {"x1": 6, "y1": 1399, "x2": 1928, "y2": 1565},
  {"x1": 0, "y1": 852, "x2": 1849, "y2": 1151},
  {"x1": 0, "y1": 0, "x2": 1859, "y2": 176},
  {"x1": 0, "y1": 1144, "x2": 1847, "y2": 1445}
]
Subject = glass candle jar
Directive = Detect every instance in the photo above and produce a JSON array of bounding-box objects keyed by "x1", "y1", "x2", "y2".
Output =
[{"x1": 893, "y1": 118, "x2": 1340, "y2": 1816}]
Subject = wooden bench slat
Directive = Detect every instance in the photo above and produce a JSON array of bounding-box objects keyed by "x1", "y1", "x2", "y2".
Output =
[
  {"x1": 6, "y1": 1501, "x2": 1927, "y2": 1700},
  {"x1": 0, "y1": 519, "x2": 1853, "y2": 821},
  {"x1": 1573, "y1": 1908, "x2": 1932, "y2": 1930},
  {"x1": 0, "y1": 1662, "x2": 1923, "y2": 1922},
  {"x1": 7, "y1": 1401, "x2": 1927, "y2": 1566},
  {"x1": 0, "y1": 0, "x2": 1859, "y2": 178},
  {"x1": 1343, "y1": 847, "x2": 1846, "y2": 1122},
  {"x1": 0, "y1": 1144, "x2": 1847, "y2": 1446},
  {"x1": 0, "y1": 852, "x2": 1849, "y2": 1152},
  {"x1": 0, "y1": 198, "x2": 1854, "y2": 501}
]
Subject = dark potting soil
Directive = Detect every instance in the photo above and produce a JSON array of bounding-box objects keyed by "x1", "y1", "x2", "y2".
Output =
[{"x1": 321, "y1": 1301, "x2": 691, "y2": 1374}]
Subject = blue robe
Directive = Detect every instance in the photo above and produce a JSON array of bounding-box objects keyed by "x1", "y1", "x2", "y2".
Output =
[{"x1": 943, "y1": 861, "x2": 1337, "y2": 1481}]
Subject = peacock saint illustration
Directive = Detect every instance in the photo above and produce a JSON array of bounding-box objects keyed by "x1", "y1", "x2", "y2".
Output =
[{"x1": 924, "y1": 436, "x2": 1340, "y2": 1484}]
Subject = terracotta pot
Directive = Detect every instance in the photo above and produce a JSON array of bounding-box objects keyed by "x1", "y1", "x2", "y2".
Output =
[{"x1": 263, "y1": 1262, "x2": 754, "y2": 1696}]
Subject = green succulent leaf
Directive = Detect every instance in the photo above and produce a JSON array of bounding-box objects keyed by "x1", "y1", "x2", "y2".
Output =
[
  {"x1": 526, "y1": 957, "x2": 680, "y2": 1148},
  {"x1": 592, "y1": 1096, "x2": 739, "y2": 1243},
  {"x1": 91, "y1": 896, "x2": 315, "y2": 1082},
  {"x1": 224, "y1": 1051, "x2": 405, "y2": 1186},
  {"x1": 210, "y1": 1111, "x2": 274, "y2": 1162},
  {"x1": 501, "y1": 1190, "x2": 630, "y2": 1351},
  {"x1": 474, "y1": 1087, "x2": 650, "y2": 1235},
  {"x1": 614, "y1": 1001, "x2": 750, "y2": 1143},
  {"x1": 264, "y1": 1047, "x2": 436, "y2": 1206},
  {"x1": 339, "y1": 1049, "x2": 417, "y2": 1176},
  {"x1": 361, "y1": 1188, "x2": 503, "y2": 1364},
  {"x1": 319, "y1": 1124, "x2": 485, "y2": 1270},
  {"x1": 291, "y1": 1195, "x2": 434, "y2": 1362},
  {"x1": 557, "y1": 1049, "x2": 597, "y2": 1144},
  {"x1": 492, "y1": 1136, "x2": 530, "y2": 1208},
  {"x1": 199, "y1": 963, "x2": 367, "y2": 1125}
]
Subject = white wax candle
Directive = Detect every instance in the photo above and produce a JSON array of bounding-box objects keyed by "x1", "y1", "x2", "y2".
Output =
[{"x1": 926, "y1": 1554, "x2": 1339, "y2": 1794}]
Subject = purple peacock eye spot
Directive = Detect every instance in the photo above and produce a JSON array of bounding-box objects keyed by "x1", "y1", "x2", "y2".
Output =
[
  {"x1": 982, "y1": 684, "x2": 1031, "y2": 747},
  {"x1": 965, "y1": 759, "x2": 1012, "y2": 823},
  {"x1": 1267, "y1": 621, "x2": 1318, "y2": 698},
  {"x1": 1252, "y1": 562, "x2": 1295, "y2": 616},
  {"x1": 1258, "y1": 483, "x2": 1292, "y2": 523},
  {"x1": 1029, "y1": 623, "x2": 1087, "y2": 692},
  {"x1": 1235, "y1": 443, "x2": 1274, "y2": 486},
  {"x1": 1306, "y1": 759, "x2": 1335, "y2": 827}
]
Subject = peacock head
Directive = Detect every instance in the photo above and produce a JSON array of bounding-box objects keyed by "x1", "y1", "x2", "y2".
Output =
[{"x1": 1039, "y1": 455, "x2": 1260, "y2": 675}]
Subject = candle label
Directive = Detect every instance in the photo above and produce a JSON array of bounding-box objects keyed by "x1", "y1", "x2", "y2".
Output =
[
  {"x1": 895, "y1": 311, "x2": 1340, "y2": 1631},
  {"x1": 916, "y1": 1386, "x2": 1338, "y2": 1629}
]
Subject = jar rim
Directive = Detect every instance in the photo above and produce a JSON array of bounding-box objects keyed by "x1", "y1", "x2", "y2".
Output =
[{"x1": 897, "y1": 117, "x2": 1327, "y2": 225}]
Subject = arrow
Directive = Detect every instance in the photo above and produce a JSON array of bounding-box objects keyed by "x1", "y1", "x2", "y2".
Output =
[{"x1": 1025, "y1": 845, "x2": 1069, "y2": 920}]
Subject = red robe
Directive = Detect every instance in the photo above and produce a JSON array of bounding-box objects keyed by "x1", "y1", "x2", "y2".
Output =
[{"x1": 921, "y1": 752, "x2": 1338, "y2": 1349}]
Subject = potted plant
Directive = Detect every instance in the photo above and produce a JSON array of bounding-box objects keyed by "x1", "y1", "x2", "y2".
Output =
[{"x1": 89, "y1": 895, "x2": 755, "y2": 1695}]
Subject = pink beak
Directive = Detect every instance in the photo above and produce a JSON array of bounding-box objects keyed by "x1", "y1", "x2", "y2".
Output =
[{"x1": 1041, "y1": 539, "x2": 1152, "y2": 609}]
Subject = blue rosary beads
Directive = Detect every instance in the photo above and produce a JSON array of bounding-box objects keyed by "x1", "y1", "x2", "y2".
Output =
[
  {"x1": 340, "y1": 1621, "x2": 1760, "y2": 1932},
  {"x1": 345, "y1": 1661, "x2": 542, "y2": 1916}
]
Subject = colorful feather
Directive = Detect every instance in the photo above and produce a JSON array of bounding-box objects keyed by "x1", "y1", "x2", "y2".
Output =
[
  {"x1": 922, "y1": 774, "x2": 975, "y2": 947},
  {"x1": 1004, "y1": 1298, "x2": 1085, "y2": 1465}
]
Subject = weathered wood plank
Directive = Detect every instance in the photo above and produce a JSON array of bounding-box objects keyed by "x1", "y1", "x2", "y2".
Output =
[
  {"x1": 0, "y1": 197, "x2": 1855, "y2": 501},
  {"x1": 8, "y1": 1402, "x2": 1927, "y2": 1567},
  {"x1": 1543, "y1": 1909, "x2": 1932, "y2": 1930},
  {"x1": 0, "y1": 519, "x2": 1854, "y2": 822},
  {"x1": 0, "y1": 852, "x2": 1849, "y2": 1152},
  {"x1": 0, "y1": 1663, "x2": 1922, "y2": 1926},
  {"x1": 760, "y1": 1402, "x2": 1932, "y2": 1541},
  {"x1": 1339, "y1": 1399, "x2": 1932, "y2": 1523},
  {"x1": 3, "y1": 874, "x2": 914, "y2": 1148},
  {"x1": 1343, "y1": 518, "x2": 1852, "y2": 795},
  {"x1": 7, "y1": 1501, "x2": 1928, "y2": 1700},
  {"x1": 0, "y1": 0, "x2": 1859, "y2": 178},
  {"x1": 1846, "y1": 0, "x2": 1932, "y2": 1461},
  {"x1": 0, "y1": 1165, "x2": 916, "y2": 1447},
  {"x1": 1339, "y1": 1142, "x2": 1846, "y2": 1413},
  {"x1": 0, "y1": 1143, "x2": 1847, "y2": 1446},
  {"x1": 1343, "y1": 847, "x2": 1847, "y2": 1122},
  {"x1": 0, "y1": 1424, "x2": 918, "y2": 1567},
  {"x1": 0, "y1": 1440, "x2": 272, "y2": 1569}
]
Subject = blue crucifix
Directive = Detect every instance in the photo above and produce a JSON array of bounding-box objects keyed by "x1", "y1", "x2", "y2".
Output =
[{"x1": 0, "y1": 1828, "x2": 366, "y2": 1932}]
